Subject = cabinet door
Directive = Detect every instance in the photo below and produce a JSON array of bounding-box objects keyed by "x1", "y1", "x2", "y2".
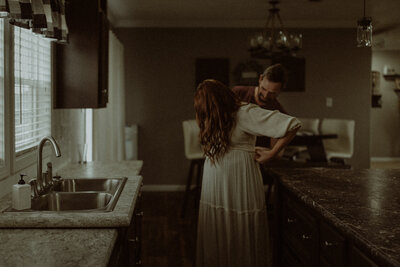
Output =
[
  {"x1": 127, "y1": 189, "x2": 143, "y2": 266},
  {"x1": 282, "y1": 245, "x2": 305, "y2": 266},
  {"x1": 349, "y1": 245, "x2": 379, "y2": 267},
  {"x1": 54, "y1": 0, "x2": 108, "y2": 108},
  {"x1": 281, "y1": 191, "x2": 318, "y2": 266},
  {"x1": 98, "y1": 11, "x2": 109, "y2": 107},
  {"x1": 319, "y1": 221, "x2": 346, "y2": 266}
]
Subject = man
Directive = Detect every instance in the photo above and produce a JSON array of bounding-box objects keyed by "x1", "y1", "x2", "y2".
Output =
[
  {"x1": 232, "y1": 63, "x2": 288, "y2": 148},
  {"x1": 232, "y1": 63, "x2": 290, "y2": 211}
]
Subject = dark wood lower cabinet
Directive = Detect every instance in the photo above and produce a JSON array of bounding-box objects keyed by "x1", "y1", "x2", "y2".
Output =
[
  {"x1": 319, "y1": 221, "x2": 346, "y2": 266},
  {"x1": 281, "y1": 192, "x2": 318, "y2": 266},
  {"x1": 108, "y1": 190, "x2": 143, "y2": 266},
  {"x1": 276, "y1": 183, "x2": 383, "y2": 267},
  {"x1": 349, "y1": 245, "x2": 379, "y2": 267}
]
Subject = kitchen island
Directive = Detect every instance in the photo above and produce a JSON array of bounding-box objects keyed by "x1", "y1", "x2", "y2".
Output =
[
  {"x1": 270, "y1": 167, "x2": 400, "y2": 266},
  {"x1": 0, "y1": 160, "x2": 143, "y2": 267}
]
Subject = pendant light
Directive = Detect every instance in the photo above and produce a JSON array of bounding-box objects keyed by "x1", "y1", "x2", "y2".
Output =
[
  {"x1": 357, "y1": 0, "x2": 372, "y2": 47},
  {"x1": 248, "y1": 0, "x2": 302, "y2": 59}
]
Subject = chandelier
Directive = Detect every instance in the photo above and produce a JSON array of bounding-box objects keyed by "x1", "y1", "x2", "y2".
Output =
[
  {"x1": 248, "y1": 0, "x2": 302, "y2": 59},
  {"x1": 357, "y1": 0, "x2": 372, "y2": 47}
]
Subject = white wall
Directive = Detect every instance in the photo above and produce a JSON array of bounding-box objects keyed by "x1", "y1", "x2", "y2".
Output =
[
  {"x1": 371, "y1": 50, "x2": 400, "y2": 157},
  {"x1": 117, "y1": 27, "x2": 371, "y2": 187}
]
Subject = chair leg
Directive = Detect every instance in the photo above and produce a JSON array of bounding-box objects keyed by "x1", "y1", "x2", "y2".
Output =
[{"x1": 181, "y1": 160, "x2": 195, "y2": 218}]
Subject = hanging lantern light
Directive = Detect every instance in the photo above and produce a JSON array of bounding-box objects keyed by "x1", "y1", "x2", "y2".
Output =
[{"x1": 357, "y1": 0, "x2": 372, "y2": 47}]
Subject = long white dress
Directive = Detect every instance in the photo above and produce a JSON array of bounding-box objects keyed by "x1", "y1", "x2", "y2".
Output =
[{"x1": 196, "y1": 103, "x2": 301, "y2": 267}]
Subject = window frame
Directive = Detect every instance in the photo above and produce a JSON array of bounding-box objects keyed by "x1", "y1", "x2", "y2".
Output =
[
  {"x1": 0, "y1": 20, "x2": 11, "y2": 180},
  {"x1": 0, "y1": 20, "x2": 52, "y2": 181}
]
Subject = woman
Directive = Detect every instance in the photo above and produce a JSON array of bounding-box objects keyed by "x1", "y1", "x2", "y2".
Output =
[{"x1": 194, "y1": 79, "x2": 301, "y2": 267}]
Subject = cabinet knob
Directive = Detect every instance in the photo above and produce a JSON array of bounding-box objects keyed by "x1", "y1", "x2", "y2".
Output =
[
  {"x1": 287, "y1": 218, "x2": 296, "y2": 223},
  {"x1": 136, "y1": 211, "x2": 144, "y2": 217},
  {"x1": 128, "y1": 236, "x2": 140, "y2": 243},
  {"x1": 101, "y1": 89, "x2": 107, "y2": 94},
  {"x1": 136, "y1": 260, "x2": 142, "y2": 265},
  {"x1": 324, "y1": 240, "x2": 336, "y2": 247},
  {"x1": 302, "y1": 234, "x2": 312, "y2": 240}
]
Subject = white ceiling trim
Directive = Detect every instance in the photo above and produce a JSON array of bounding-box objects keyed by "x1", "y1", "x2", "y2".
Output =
[{"x1": 112, "y1": 19, "x2": 357, "y2": 29}]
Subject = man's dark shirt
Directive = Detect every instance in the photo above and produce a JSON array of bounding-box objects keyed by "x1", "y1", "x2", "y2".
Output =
[{"x1": 232, "y1": 86, "x2": 287, "y2": 148}]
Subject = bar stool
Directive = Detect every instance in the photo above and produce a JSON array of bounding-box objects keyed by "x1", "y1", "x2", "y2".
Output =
[
  {"x1": 181, "y1": 120, "x2": 205, "y2": 218},
  {"x1": 321, "y1": 118, "x2": 355, "y2": 165}
]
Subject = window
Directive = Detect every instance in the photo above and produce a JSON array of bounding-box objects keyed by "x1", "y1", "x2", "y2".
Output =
[
  {"x1": 0, "y1": 21, "x2": 52, "y2": 179},
  {"x1": 14, "y1": 27, "x2": 51, "y2": 155}
]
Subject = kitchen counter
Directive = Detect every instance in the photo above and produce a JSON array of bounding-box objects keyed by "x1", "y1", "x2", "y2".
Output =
[
  {"x1": 0, "y1": 229, "x2": 117, "y2": 267},
  {"x1": 0, "y1": 160, "x2": 143, "y2": 228},
  {"x1": 0, "y1": 160, "x2": 143, "y2": 267},
  {"x1": 271, "y1": 167, "x2": 400, "y2": 266},
  {"x1": 58, "y1": 160, "x2": 143, "y2": 177}
]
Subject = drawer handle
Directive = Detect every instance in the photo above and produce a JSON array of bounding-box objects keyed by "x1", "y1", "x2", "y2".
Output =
[
  {"x1": 136, "y1": 211, "x2": 144, "y2": 217},
  {"x1": 128, "y1": 236, "x2": 140, "y2": 243},
  {"x1": 324, "y1": 241, "x2": 337, "y2": 247},
  {"x1": 302, "y1": 234, "x2": 312, "y2": 240},
  {"x1": 287, "y1": 218, "x2": 296, "y2": 223}
]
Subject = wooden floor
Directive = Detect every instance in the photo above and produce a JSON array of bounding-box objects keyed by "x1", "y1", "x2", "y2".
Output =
[
  {"x1": 140, "y1": 191, "x2": 274, "y2": 267},
  {"x1": 141, "y1": 192, "x2": 198, "y2": 267}
]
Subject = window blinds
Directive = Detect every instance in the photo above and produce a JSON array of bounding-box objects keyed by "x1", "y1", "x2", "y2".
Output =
[
  {"x1": 14, "y1": 26, "x2": 51, "y2": 155},
  {"x1": 0, "y1": 20, "x2": 4, "y2": 164}
]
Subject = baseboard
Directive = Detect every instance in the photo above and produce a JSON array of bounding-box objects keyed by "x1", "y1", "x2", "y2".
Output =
[
  {"x1": 141, "y1": 185, "x2": 191, "y2": 192},
  {"x1": 371, "y1": 157, "x2": 400, "y2": 162}
]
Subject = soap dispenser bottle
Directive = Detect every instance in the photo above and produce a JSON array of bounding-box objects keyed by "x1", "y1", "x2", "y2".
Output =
[{"x1": 12, "y1": 174, "x2": 31, "y2": 210}]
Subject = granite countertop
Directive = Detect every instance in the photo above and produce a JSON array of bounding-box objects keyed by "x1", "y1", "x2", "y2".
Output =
[
  {"x1": 57, "y1": 160, "x2": 143, "y2": 178},
  {"x1": 0, "y1": 160, "x2": 143, "y2": 228},
  {"x1": 270, "y1": 168, "x2": 400, "y2": 266},
  {"x1": 0, "y1": 160, "x2": 143, "y2": 266},
  {"x1": 0, "y1": 229, "x2": 117, "y2": 267}
]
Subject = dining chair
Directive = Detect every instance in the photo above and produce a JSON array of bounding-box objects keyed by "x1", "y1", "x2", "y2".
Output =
[
  {"x1": 181, "y1": 120, "x2": 205, "y2": 218},
  {"x1": 298, "y1": 117, "x2": 320, "y2": 135},
  {"x1": 320, "y1": 118, "x2": 355, "y2": 164},
  {"x1": 285, "y1": 117, "x2": 320, "y2": 160}
]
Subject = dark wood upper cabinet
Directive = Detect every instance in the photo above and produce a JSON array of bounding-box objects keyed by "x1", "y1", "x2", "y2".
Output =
[{"x1": 54, "y1": 0, "x2": 109, "y2": 108}]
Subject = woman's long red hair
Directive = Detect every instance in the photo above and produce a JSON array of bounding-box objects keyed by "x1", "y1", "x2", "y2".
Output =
[{"x1": 194, "y1": 79, "x2": 241, "y2": 164}]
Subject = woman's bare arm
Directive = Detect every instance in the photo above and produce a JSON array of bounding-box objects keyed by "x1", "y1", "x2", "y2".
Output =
[{"x1": 255, "y1": 127, "x2": 299, "y2": 164}]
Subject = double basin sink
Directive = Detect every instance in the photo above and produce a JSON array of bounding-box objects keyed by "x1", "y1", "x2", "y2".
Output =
[{"x1": 19, "y1": 177, "x2": 127, "y2": 212}]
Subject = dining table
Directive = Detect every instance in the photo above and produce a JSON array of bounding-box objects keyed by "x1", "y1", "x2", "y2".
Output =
[{"x1": 288, "y1": 132, "x2": 338, "y2": 162}]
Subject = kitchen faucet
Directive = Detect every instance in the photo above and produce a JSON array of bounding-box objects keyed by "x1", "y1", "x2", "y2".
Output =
[{"x1": 36, "y1": 136, "x2": 61, "y2": 191}]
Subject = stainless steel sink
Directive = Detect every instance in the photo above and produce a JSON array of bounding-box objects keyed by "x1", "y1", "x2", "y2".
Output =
[
  {"x1": 52, "y1": 178, "x2": 123, "y2": 193},
  {"x1": 31, "y1": 192, "x2": 114, "y2": 211},
  {"x1": 6, "y1": 177, "x2": 127, "y2": 212}
]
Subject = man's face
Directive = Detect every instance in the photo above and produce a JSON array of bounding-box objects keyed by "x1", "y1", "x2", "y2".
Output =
[{"x1": 258, "y1": 76, "x2": 282, "y2": 103}]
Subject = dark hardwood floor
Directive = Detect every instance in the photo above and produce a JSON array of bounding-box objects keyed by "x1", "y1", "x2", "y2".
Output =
[
  {"x1": 140, "y1": 191, "x2": 274, "y2": 267},
  {"x1": 141, "y1": 192, "x2": 198, "y2": 267}
]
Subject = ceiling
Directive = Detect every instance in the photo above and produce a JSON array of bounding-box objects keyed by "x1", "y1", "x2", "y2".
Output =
[{"x1": 107, "y1": 0, "x2": 400, "y2": 50}]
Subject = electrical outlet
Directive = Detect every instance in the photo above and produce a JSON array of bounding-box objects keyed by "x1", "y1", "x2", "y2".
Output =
[{"x1": 326, "y1": 97, "x2": 333, "y2": 107}]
